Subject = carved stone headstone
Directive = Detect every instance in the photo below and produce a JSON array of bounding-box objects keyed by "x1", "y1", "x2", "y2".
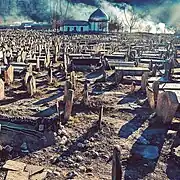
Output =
[
  {"x1": 64, "y1": 80, "x2": 73, "y2": 103},
  {"x1": 4, "y1": 65, "x2": 14, "y2": 85},
  {"x1": 156, "y1": 91, "x2": 179, "y2": 124},
  {"x1": 27, "y1": 75, "x2": 36, "y2": 97},
  {"x1": 64, "y1": 89, "x2": 74, "y2": 123}
]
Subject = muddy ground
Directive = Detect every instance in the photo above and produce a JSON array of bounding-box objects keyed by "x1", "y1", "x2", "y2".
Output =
[{"x1": 0, "y1": 66, "x2": 180, "y2": 180}]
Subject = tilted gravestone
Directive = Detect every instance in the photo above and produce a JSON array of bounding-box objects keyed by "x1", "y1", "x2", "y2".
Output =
[
  {"x1": 156, "y1": 91, "x2": 179, "y2": 124},
  {"x1": 27, "y1": 75, "x2": 36, "y2": 97},
  {"x1": 4, "y1": 65, "x2": 14, "y2": 85}
]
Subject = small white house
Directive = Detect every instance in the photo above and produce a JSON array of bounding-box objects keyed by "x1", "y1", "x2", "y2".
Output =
[{"x1": 59, "y1": 8, "x2": 109, "y2": 33}]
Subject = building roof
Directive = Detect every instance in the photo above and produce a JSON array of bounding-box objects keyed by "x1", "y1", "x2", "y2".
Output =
[
  {"x1": 89, "y1": 8, "x2": 109, "y2": 22},
  {"x1": 62, "y1": 20, "x2": 89, "y2": 26}
]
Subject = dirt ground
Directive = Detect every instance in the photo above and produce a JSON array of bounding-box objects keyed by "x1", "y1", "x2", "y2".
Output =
[{"x1": 0, "y1": 67, "x2": 180, "y2": 180}]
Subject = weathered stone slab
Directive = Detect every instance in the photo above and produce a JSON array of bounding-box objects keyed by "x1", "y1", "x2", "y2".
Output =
[
  {"x1": 25, "y1": 164, "x2": 44, "y2": 176},
  {"x1": 3, "y1": 160, "x2": 26, "y2": 171},
  {"x1": 156, "y1": 91, "x2": 179, "y2": 124},
  {"x1": 30, "y1": 171, "x2": 47, "y2": 180},
  {"x1": 6, "y1": 170, "x2": 29, "y2": 180}
]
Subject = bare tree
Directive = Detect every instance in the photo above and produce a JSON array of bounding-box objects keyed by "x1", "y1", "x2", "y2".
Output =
[
  {"x1": 145, "y1": 25, "x2": 152, "y2": 33},
  {"x1": 123, "y1": 6, "x2": 139, "y2": 33}
]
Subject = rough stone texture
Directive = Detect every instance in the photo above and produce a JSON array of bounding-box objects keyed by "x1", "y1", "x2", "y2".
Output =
[
  {"x1": 0, "y1": 78, "x2": 5, "y2": 100},
  {"x1": 156, "y1": 91, "x2": 179, "y2": 124},
  {"x1": 4, "y1": 65, "x2": 14, "y2": 85},
  {"x1": 27, "y1": 75, "x2": 36, "y2": 97}
]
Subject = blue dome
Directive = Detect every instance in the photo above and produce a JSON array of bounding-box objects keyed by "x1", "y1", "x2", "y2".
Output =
[{"x1": 89, "y1": 8, "x2": 109, "y2": 22}]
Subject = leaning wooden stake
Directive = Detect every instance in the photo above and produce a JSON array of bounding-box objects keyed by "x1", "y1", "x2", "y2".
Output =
[
  {"x1": 83, "y1": 81, "x2": 89, "y2": 105},
  {"x1": 56, "y1": 100, "x2": 62, "y2": 127},
  {"x1": 98, "y1": 105, "x2": 103, "y2": 130},
  {"x1": 112, "y1": 145, "x2": 122, "y2": 180},
  {"x1": 64, "y1": 89, "x2": 74, "y2": 123},
  {"x1": 48, "y1": 66, "x2": 53, "y2": 84}
]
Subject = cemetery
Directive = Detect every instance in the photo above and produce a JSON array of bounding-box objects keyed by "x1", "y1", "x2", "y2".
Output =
[{"x1": 0, "y1": 29, "x2": 179, "y2": 179}]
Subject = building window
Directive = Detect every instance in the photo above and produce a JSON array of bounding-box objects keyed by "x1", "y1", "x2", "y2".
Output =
[
  {"x1": 67, "y1": 27, "x2": 70, "y2": 32},
  {"x1": 99, "y1": 23, "x2": 102, "y2": 30},
  {"x1": 74, "y1": 27, "x2": 77, "y2": 31},
  {"x1": 81, "y1": 27, "x2": 83, "y2": 32}
]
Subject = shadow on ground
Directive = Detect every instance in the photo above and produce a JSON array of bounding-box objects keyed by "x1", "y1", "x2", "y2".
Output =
[{"x1": 120, "y1": 114, "x2": 169, "y2": 180}]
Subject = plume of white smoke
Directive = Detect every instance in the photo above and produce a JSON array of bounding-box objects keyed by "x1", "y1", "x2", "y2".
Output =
[
  {"x1": 98, "y1": 0, "x2": 175, "y2": 33},
  {"x1": 54, "y1": 0, "x2": 175, "y2": 34}
]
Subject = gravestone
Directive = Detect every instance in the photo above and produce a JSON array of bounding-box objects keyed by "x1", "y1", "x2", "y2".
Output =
[
  {"x1": 4, "y1": 65, "x2": 14, "y2": 85},
  {"x1": 27, "y1": 75, "x2": 36, "y2": 97},
  {"x1": 0, "y1": 79, "x2": 4, "y2": 100},
  {"x1": 64, "y1": 89, "x2": 74, "y2": 123},
  {"x1": 156, "y1": 91, "x2": 179, "y2": 124},
  {"x1": 141, "y1": 72, "x2": 149, "y2": 91}
]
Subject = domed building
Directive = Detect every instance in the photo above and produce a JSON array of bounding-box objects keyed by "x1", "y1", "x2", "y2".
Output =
[
  {"x1": 89, "y1": 8, "x2": 109, "y2": 32},
  {"x1": 59, "y1": 8, "x2": 109, "y2": 33}
]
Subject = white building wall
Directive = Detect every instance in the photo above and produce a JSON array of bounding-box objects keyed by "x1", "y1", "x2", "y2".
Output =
[{"x1": 60, "y1": 25, "x2": 89, "y2": 32}]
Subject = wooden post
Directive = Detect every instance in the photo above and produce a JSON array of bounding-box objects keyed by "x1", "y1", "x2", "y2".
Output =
[
  {"x1": 141, "y1": 72, "x2": 149, "y2": 91},
  {"x1": 98, "y1": 105, "x2": 103, "y2": 130},
  {"x1": 112, "y1": 145, "x2": 122, "y2": 180},
  {"x1": 63, "y1": 80, "x2": 73, "y2": 103},
  {"x1": 54, "y1": 44, "x2": 58, "y2": 63},
  {"x1": 36, "y1": 56, "x2": 40, "y2": 71},
  {"x1": 83, "y1": 80, "x2": 89, "y2": 105},
  {"x1": 45, "y1": 47, "x2": 50, "y2": 68},
  {"x1": 48, "y1": 66, "x2": 53, "y2": 84},
  {"x1": 70, "y1": 71, "x2": 76, "y2": 89},
  {"x1": 56, "y1": 100, "x2": 62, "y2": 126},
  {"x1": 152, "y1": 81, "x2": 159, "y2": 108},
  {"x1": 64, "y1": 89, "x2": 74, "y2": 123}
]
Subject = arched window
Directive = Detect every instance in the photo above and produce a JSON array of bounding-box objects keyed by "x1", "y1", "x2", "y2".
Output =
[{"x1": 99, "y1": 23, "x2": 102, "y2": 30}]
